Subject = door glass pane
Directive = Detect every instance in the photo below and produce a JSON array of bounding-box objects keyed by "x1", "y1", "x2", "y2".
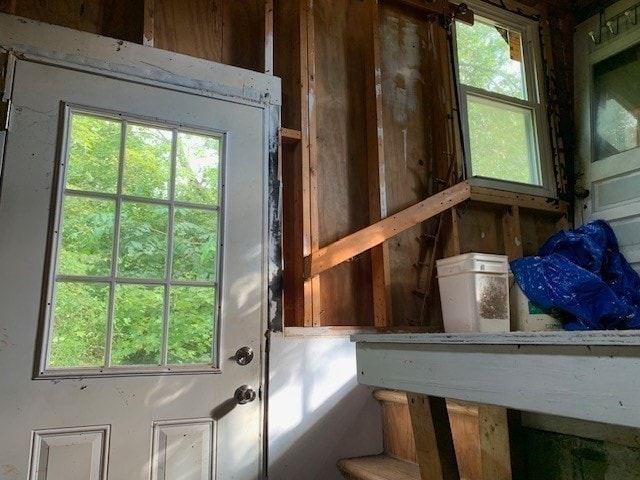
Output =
[
  {"x1": 58, "y1": 196, "x2": 115, "y2": 276},
  {"x1": 66, "y1": 113, "x2": 121, "y2": 193},
  {"x1": 168, "y1": 286, "x2": 215, "y2": 364},
  {"x1": 594, "y1": 43, "x2": 640, "y2": 161},
  {"x1": 47, "y1": 109, "x2": 223, "y2": 373},
  {"x1": 50, "y1": 282, "x2": 109, "y2": 368},
  {"x1": 172, "y1": 208, "x2": 218, "y2": 281},
  {"x1": 112, "y1": 284, "x2": 164, "y2": 365},
  {"x1": 118, "y1": 202, "x2": 169, "y2": 279},
  {"x1": 175, "y1": 132, "x2": 221, "y2": 205},
  {"x1": 457, "y1": 18, "x2": 526, "y2": 100},
  {"x1": 467, "y1": 95, "x2": 540, "y2": 185},
  {"x1": 123, "y1": 124, "x2": 172, "y2": 199}
]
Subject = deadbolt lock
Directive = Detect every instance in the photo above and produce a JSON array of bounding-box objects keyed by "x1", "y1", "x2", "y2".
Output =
[{"x1": 234, "y1": 346, "x2": 254, "y2": 366}]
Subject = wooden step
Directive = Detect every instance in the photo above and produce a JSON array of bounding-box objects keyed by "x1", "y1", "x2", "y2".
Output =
[
  {"x1": 373, "y1": 390, "x2": 482, "y2": 479},
  {"x1": 337, "y1": 454, "x2": 419, "y2": 480}
]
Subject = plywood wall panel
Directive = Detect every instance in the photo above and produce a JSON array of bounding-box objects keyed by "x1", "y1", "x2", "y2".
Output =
[
  {"x1": 274, "y1": 0, "x2": 301, "y2": 129},
  {"x1": 152, "y1": 0, "x2": 224, "y2": 62},
  {"x1": 457, "y1": 205, "x2": 504, "y2": 255},
  {"x1": 222, "y1": 0, "x2": 264, "y2": 71},
  {"x1": 8, "y1": 0, "x2": 143, "y2": 42},
  {"x1": 519, "y1": 211, "x2": 561, "y2": 256},
  {"x1": 314, "y1": 0, "x2": 373, "y2": 326},
  {"x1": 379, "y1": 4, "x2": 442, "y2": 326}
]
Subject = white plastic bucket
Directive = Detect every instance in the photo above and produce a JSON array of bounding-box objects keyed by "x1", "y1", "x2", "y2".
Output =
[{"x1": 436, "y1": 253, "x2": 510, "y2": 333}]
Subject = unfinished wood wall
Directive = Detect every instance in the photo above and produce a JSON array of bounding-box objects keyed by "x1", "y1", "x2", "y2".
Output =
[
  {"x1": 314, "y1": 0, "x2": 375, "y2": 326},
  {"x1": 0, "y1": 0, "x2": 265, "y2": 72},
  {"x1": 1, "y1": 0, "x2": 144, "y2": 42},
  {"x1": 0, "y1": 0, "x2": 577, "y2": 331}
]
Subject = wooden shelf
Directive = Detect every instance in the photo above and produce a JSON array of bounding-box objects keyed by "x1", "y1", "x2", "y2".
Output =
[{"x1": 469, "y1": 185, "x2": 569, "y2": 215}]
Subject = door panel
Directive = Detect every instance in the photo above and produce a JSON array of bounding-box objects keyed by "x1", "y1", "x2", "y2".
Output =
[
  {"x1": 0, "y1": 58, "x2": 265, "y2": 479},
  {"x1": 575, "y1": 0, "x2": 640, "y2": 274}
]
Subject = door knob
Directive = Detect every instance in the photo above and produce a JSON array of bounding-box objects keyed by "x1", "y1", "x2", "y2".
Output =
[
  {"x1": 234, "y1": 346, "x2": 254, "y2": 366},
  {"x1": 234, "y1": 385, "x2": 257, "y2": 405}
]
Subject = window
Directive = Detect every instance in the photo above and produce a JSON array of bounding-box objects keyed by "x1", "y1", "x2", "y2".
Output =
[
  {"x1": 454, "y1": 2, "x2": 551, "y2": 194},
  {"x1": 594, "y1": 42, "x2": 640, "y2": 161},
  {"x1": 42, "y1": 108, "x2": 223, "y2": 374}
]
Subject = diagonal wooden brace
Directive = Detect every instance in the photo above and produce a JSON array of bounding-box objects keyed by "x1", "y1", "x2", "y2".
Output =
[{"x1": 304, "y1": 181, "x2": 471, "y2": 279}]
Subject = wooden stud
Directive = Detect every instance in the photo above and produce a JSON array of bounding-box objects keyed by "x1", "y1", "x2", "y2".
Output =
[
  {"x1": 501, "y1": 206, "x2": 523, "y2": 261},
  {"x1": 364, "y1": 0, "x2": 392, "y2": 327},
  {"x1": 305, "y1": 181, "x2": 471, "y2": 279},
  {"x1": 407, "y1": 393, "x2": 460, "y2": 480},
  {"x1": 264, "y1": 0, "x2": 274, "y2": 74},
  {"x1": 478, "y1": 405, "x2": 512, "y2": 480},
  {"x1": 143, "y1": 0, "x2": 155, "y2": 46},
  {"x1": 299, "y1": 0, "x2": 319, "y2": 326}
]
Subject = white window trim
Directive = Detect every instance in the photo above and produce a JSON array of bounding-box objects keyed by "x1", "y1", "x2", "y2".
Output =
[
  {"x1": 453, "y1": 0, "x2": 555, "y2": 198},
  {"x1": 38, "y1": 103, "x2": 227, "y2": 378}
]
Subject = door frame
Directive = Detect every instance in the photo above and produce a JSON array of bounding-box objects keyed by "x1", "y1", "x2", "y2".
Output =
[{"x1": 0, "y1": 12, "x2": 282, "y2": 478}]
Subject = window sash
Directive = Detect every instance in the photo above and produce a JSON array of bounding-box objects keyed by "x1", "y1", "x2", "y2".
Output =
[{"x1": 453, "y1": 0, "x2": 553, "y2": 197}]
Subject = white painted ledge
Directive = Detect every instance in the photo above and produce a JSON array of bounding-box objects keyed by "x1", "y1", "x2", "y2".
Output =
[
  {"x1": 352, "y1": 330, "x2": 640, "y2": 345},
  {"x1": 352, "y1": 332, "x2": 640, "y2": 428}
]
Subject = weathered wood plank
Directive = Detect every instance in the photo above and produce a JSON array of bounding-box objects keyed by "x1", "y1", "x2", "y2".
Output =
[
  {"x1": 153, "y1": 0, "x2": 223, "y2": 62},
  {"x1": 365, "y1": 0, "x2": 392, "y2": 327},
  {"x1": 470, "y1": 185, "x2": 569, "y2": 214},
  {"x1": 338, "y1": 454, "x2": 420, "y2": 480},
  {"x1": 281, "y1": 127, "x2": 302, "y2": 143},
  {"x1": 501, "y1": 206, "x2": 523, "y2": 261},
  {"x1": 407, "y1": 393, "x2": 460, "y2": 480},
  {"x1": 264, "y1": 0, "x2": 274, "y2": 74},
  {"x1": 478, "y1": 405, "x2": 512, "y2": 480},
  {"x1": 305, "y1": 181, "x2": 471, "y2": 279},
  {"x1": 299, "y1": 0, "x2": 315, "y2": 327},
  {"x1": 143, "y1": 0, "x2": 154, "y2": 46}
]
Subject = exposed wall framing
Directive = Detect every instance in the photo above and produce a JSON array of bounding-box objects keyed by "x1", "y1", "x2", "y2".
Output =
[{"x1": 0, "y1": 0, "x2": 576, "y2": 334}]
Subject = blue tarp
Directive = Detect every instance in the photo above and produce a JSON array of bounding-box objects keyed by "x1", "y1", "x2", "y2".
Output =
[{"x1": 510, "y1": 220, "x2": 640, "y2": 330}]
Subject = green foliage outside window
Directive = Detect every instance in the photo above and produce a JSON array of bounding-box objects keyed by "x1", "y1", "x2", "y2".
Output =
[
  {"x1": 49, "y1": 112, "x2": 220, "y2": 369},
  {"x1": 456, "y1": 18, "x2": 541, "y2": 186}
]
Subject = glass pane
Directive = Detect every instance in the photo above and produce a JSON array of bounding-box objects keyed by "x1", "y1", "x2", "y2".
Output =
[
  {"x1": 66, "y1": 113, "x2": 121, "y2": 193},
  {"x1": 49, "y1": 282, "x2": 109, "y2": 368},
  {"x1": 58, "y1": 196, "x2": 115, "y2": 276},
  {"x1": 123, "y1": 124, "x2": 172, "y2": 199},
  {"x1": 172, "y1": 208, "x2": 218, "y2": 281},
  {"x1": 467, "y1": 95, "x2": 540, "y2": 185},
  {"x1": 175, "y1": 132, "x2": 221, "y2": 205},
  {"x1": 118, "y1": 202, "x2": 169, "y2": 279},
  {"x1": 594, "y1": 43, "x2": 640, "y2": 161},
  {"x1": 112, "y1": 284, "x2": 164, "y2": 365},
  {"x1": 168, "y1": 286, "x2": 215, "y2": 364},
  {"x1": 457, "y1": 19, "x2": 526, "y2": 100}
]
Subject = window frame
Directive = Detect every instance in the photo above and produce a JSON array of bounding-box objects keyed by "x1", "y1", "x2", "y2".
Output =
[
  {"x1": 37, "y1": 103, "x2": 227, "y2": 378},
  {"x1": 453, "y1": 0, "x2": 555, "y2": 197}
]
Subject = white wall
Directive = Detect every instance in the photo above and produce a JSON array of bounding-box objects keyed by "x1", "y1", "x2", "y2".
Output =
[{"x1": 268, "y1": 336, "x2": 383, "y2": 480}]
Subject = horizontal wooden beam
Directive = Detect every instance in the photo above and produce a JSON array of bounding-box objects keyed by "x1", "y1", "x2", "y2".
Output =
[
  {"x1": 392, "y1": 0, "x2": 474, "y2": 25},
  {"x1": 304, "y1": 181, "x2": 471, "y2": 279},
  {"x1": 470, "y1": 186, "x2": 569, "y2": 215}
]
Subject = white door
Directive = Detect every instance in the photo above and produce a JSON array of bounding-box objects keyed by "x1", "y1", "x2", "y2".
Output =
[
  {"x1": 0, "y1": 22, "x2": 270, "y2": 480},
  {"x1": 575, "y1": 0, "x2": 640, "y2": 273}
]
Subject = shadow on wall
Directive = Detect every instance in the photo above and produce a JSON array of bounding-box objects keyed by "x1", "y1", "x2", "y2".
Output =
[{"x1": 268, "y1": 336, "x2": 383, "y2": 480}]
